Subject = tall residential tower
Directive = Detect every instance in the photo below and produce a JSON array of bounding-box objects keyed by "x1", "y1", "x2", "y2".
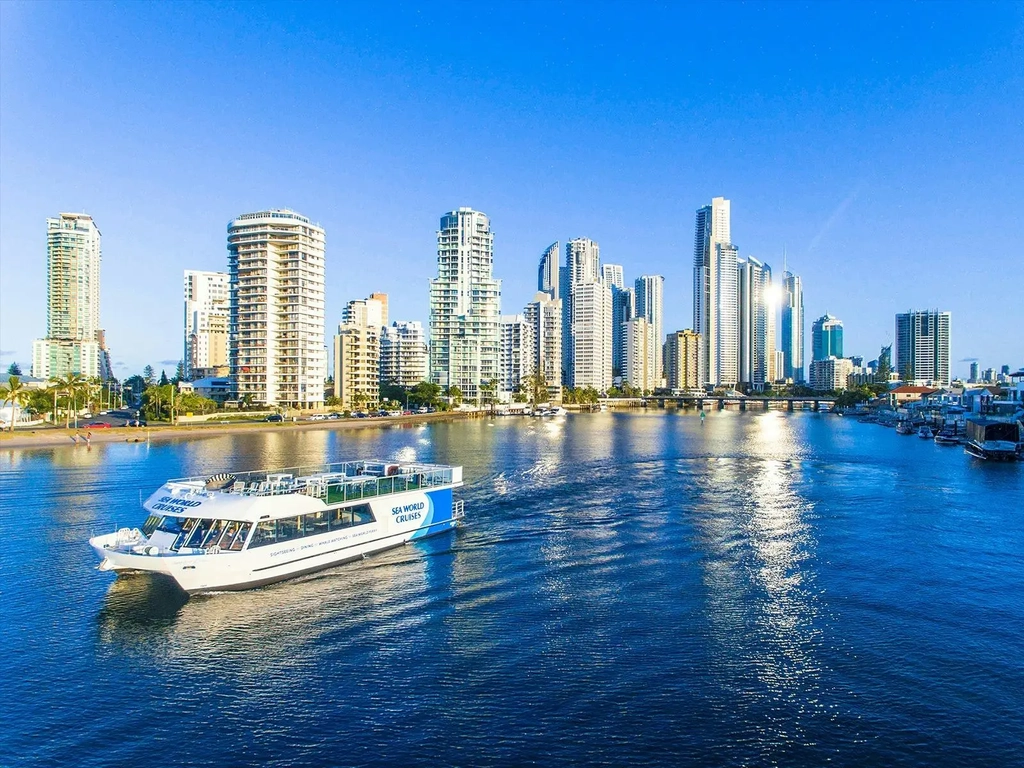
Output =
[
  {"x1": 32, "y1": 213, "x2": 112, "y2": 380},
  {"x1": 693, "y1": 197, "x2": 738, "y2": 387},
  {"x1": 895, "y1": 310, "x2": 951, "y2": 385},
  {"x1": 184, "y1": 270, "x2": 230, "y2": 379},
  {"x1": 634, "y1": 275, "x2": 665, "y2": 387},
  {"x1": 227, "y1": 209, "x2": 326, "y2": 408},
  {"x1": 781, "y1": 270, "x2": 805, "y2": 383},
  {"x1": 429, "y1": 208, "x2": 502, "y2": 403}
]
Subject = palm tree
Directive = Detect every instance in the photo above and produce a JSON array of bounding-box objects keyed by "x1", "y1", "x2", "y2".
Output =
[
  {"x1": 1, "y1": 375, "x2": 30, "y2": 431},
  {"x1": 51, "y1": 373, "x2": 90, "y2": 428}
]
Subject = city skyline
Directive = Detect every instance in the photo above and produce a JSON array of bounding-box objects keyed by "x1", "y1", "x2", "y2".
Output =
[{"x1": 2, "y1": 3, "x2": 1022, "y2": 377}]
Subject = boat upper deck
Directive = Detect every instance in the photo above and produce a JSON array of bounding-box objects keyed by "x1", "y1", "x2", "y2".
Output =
[{"x1": 162, "y1": 460, "x2": 462, "y2": 506}]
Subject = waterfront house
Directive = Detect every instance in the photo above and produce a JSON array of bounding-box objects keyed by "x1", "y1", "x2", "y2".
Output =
[
  {"x1": 920, "y1": 387, "x2": 964, "y2": 407},
  {"x1": 177, "y1": 376, "x2": 232, "y2": 405},
  {"x1": 887, "y1": 385, "x2": 938, "y2": 408},
  {"x1": 962, "y1": 386, "x2": 1002, "y2": 414}
]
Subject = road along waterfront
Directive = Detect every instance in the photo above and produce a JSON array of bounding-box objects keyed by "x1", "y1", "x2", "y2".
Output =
[{"x1": 1, "y1": 411, "x2": 1021, "y2": 768}]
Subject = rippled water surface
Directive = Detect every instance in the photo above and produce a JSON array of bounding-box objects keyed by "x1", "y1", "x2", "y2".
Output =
[{"x1": 2, "y1": 412, "x2": 1023, "y2": 767}]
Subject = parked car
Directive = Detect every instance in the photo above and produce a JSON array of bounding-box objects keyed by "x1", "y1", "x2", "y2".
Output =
[
  {"x1": 402, "y1": 410, "x2": 413, "y2": 416},
  {"x1": 328, "y1": 412, "x2": 342, "y2": 420},
  {"x1": 265, "y1": 413, "x2": 284, "y2": 422},
  {"x1": 308, "y1": 414, "x2": 326, "y2": 421},
  {"x1": 417, "y1": 406, "x2": 428, "y2": 414},
  {"x1": 85, "y1": 422, "x2": 112, "y2": 428},
  {"x1": 354, "y1": 412, "x2": 368, "y2": 418}
]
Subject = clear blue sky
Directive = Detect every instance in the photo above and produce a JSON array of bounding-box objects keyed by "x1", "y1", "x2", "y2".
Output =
[{"x1": 1, "y1": 1, "x2": 1022, "y2": 379}]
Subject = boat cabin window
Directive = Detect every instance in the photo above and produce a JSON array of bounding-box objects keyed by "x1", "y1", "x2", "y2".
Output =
[
  {"x1": 217, "y1": 521, "x2": 251, "y2": 551},
  {"x1": 185, "y1": 519, "x2": 216, "y2": 549},
  {"x1": 170, "y1": 518, "x2": 199, "y2": 551},
  {"x1": 246, "y1": 504, "x2": 376, "y2": 548},
  {"x1": 200, "y1": 519, "x2": 229, "y2": 549},
  {"x1": 142, "y1": 514, "x2": 163, "y2": 537}
]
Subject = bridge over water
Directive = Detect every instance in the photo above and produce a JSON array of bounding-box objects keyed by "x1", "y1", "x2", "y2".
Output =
[{"x1": 599, "y1": 396, "x2": 837, "y2": 412}]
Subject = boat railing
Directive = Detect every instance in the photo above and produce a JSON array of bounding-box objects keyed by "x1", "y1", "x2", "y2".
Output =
[{"x1": 167, "y1": 460, "x2": 460, "y2": 501}]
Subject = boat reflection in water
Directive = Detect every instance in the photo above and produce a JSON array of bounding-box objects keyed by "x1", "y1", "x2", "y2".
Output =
[{"x1": 96, "y1": 530, "x2": 459, "y2": 664}]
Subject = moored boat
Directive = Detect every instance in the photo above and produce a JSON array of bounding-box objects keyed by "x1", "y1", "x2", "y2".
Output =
[
  {"x1": 963, "y1": 418, "x2": 1021, "y2": 461},
  {"x1": 917, "y1": 426, "x2": 933, "y2": 439},
  {"x1": 934, "y1": 432, "x2": 959, "y2": 446},
  {"x1": 90, "y1": 459, "x2": 465, "y2": 593}
]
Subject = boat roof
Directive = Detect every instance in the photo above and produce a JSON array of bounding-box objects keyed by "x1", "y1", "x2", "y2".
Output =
[
  {"x1": 145, "y1": 459, "x2": 463, "y2": 523},
  {"x1": 166, "y1": 458, "x2": 459, "y2": 487}
]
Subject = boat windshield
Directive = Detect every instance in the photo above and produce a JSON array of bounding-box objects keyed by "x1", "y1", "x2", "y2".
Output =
[{"x1": 163, "y1": 517, "x2": 252, "y2": 552}]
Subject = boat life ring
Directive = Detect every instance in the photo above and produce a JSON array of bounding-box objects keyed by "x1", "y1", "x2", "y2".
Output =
[
  {"x1": 145, "y1": 545, "x2": 160, "y2": 556},
  {"x1": 205, "y1": 473, "x2": 236, "y2": 491}
]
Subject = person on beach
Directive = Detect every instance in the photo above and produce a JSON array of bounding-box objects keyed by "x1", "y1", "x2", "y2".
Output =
[
  {"x1": 71, "y1": 432, "x2": 79, "y2": 444},
  {"x1": 86, "y1": 431, "x2": 92, "y2": 446}
]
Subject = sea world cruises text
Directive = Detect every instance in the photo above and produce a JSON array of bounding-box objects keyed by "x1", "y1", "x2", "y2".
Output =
[
  {"x1": 392, "y1": 501, "x2": 425, "y2": 523},
  {"x1": 150, "y1": 496, "x2": 204, "y2": 513}
]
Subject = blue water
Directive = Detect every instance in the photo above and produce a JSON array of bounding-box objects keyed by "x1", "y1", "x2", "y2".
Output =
[{"x1": 2, "y1": 412, "x2": 1022, "y2": 767}]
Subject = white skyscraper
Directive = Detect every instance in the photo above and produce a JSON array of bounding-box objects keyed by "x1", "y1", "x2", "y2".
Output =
[
  {"x1": 563, "y1": 239, "x2": 612, "y2": 391},
  {"x1": 380, "y1": 321, "x2": 428, "y2": 389},
  {"x1": 693, "y1": 197, "x2": 736, "y2": 387},
  {"x1": 713, "y1": 243, "x2": 740, "y2": 387},
  {"x1": 499, "y1": 314, "x2": 535, "y2": 401},
  {"x1": 623, "y1": 317, "x2": 658, "y2": 392},
  {"x1": 334, "y1": 295, "x2": 384, "y2": 411},
  {"x1": 634, "y1": 275, "x2": 665, "y2": 386},
  {"x1": 602, "y1": 264, "x2": 624, "y2": 290},
  {"x1": 524, "y1": 291, "x2": 563, "y2": 403},
  {"x1": 184, "y1": 270, "x2": 230, "y2": 379},
  {"x1": 228, "y1": 209, "x2": 326, "y2": 408},
  {"x1": 429, "y1": 208, "x2": 501, "y2": 403},
  {"x1": 32, "y1": 213, "x2": 111, "y2": 380},
  {"x1": 895, "y1": 310, "x2": 951, "y2": 385},
  {"x1": 737, "y1": 257, "x2": 772, "y2": 390}
]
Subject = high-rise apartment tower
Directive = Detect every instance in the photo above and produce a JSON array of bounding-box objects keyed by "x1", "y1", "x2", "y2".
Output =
[
  {"x1": 693, "y1": 197, "x2": 738, "y2": 387},
  {"x1": 184, "y1": 270, "x2": 230, "y2": 379},
  {"x1": 32, "y1": 213, "x2": 112, "y2": 380},
  {"x1": 895, "y1": 310, "x2": 951, "y2": 385},
  {"x1": 781, "y1": 270, "x2": 805, "y2": 383},
  {"x1": 228, "y1": 209, "x2": 326, "y2": 408},
  {"x1": 429, "y1": 208, "x2": 502, "y2": 403}
]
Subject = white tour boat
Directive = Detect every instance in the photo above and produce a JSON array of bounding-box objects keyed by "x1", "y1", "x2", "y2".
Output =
[{"x1": 90, "y1": 459, "x2": 465, "y2": 593}]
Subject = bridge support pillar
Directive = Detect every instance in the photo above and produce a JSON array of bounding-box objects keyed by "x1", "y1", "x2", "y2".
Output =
[
  {"x1": 813, "y1": 400, "x2": 819, "y2": 412},
  {"x1": 717, "y1": 398, "x2": 725, "y2": 411},
  {"x1": 788, "y1": 399, "x2": 794, "y2": 412},
  {"x1": 764, "y1": 399, "x2": 770, "y2": 411},
  {"x1": 740, "y1": 400, "x2": 746, "y2": 412}
]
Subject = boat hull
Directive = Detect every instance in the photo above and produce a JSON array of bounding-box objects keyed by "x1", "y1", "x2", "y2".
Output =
[
  {"x1": 91, "y1": 485, "x2": 461, "y2": 593},
  {"x1": 964, "y1": 440, "x2": 1019, "y2": 461}
]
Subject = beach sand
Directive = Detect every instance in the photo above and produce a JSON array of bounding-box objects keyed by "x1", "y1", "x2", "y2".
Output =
[{"x1": 0, "y1": 411, "x2": 474, "y2": 450}]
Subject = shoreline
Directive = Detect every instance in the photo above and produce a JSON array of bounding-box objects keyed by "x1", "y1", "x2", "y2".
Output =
[{"x1": 0, "y1": 411, "x2": 475, "y2": 450}]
